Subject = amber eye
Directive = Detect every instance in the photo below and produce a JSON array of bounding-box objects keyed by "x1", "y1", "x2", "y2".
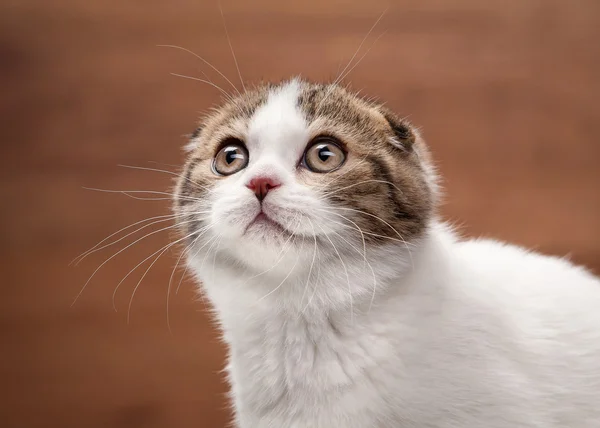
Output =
[
  {"x1": 212, "y1": 141, "x2": 249, "y2": 176},
  {"x1": 303, "y1": 137, "x2": 346, "y2": 173}
]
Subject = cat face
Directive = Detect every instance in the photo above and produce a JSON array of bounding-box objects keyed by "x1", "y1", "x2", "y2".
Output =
[{"x1": 174, "y1": 78, "x2": 435, "y2": 275}]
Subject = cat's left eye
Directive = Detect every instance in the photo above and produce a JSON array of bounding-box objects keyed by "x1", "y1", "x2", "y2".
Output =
[
  {"x1": 212, "y1": 140, "x2": 249, "y2": 176},
  {"x1": 303, "y1": 137, "x2": 346, "y2": 173}
]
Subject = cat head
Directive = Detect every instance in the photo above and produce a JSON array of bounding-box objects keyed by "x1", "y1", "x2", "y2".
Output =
[{"x1": 174, "y1": 78, "x2": 438, "y2": 292}]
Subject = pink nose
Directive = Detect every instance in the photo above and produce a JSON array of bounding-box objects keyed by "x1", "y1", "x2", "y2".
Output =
[{"x1": 246, "y1": 176, "x2": 281, "y2": 201}]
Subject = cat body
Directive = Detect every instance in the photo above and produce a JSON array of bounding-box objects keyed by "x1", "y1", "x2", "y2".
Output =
[{"x1": 175, "y1": 78, "x2": 600, "y2": 427}]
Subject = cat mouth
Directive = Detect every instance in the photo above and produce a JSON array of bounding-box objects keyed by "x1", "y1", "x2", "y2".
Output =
[{"x1": 245, "y1": 212, "x2": 291, "y2": 236}]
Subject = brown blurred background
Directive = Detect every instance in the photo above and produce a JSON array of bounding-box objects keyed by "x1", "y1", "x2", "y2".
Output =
[{"x1": 1, "y1": 0, "x2": 599, "y2": 427}]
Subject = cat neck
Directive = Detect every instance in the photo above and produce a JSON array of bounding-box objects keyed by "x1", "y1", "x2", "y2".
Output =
[
  {"x1": 202, "y1": 221, "x2": 455, "y2": 416},
  {"x1": 200, "y1": 219, "x2": 455, "y2": 339}
]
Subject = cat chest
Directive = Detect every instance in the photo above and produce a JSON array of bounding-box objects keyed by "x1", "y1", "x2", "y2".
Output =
[{"x1": 227, "y1": 319, "x2": 396, "y2": 416}]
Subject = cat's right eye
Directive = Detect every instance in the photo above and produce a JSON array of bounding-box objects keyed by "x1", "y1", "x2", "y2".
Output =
[
  {"x1": 303, "y1": 136, "x2": 346, "y2": 173},
  {"x1": 212, "y1": 140, "x2": 249, "y2": 176}
]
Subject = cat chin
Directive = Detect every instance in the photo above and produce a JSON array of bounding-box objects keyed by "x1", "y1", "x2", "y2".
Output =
[
  {"x1": 205, "y1": 232, "x2": 307, "y2": 275},
  {"x1": 243, "y1": 213, "x2": 294, "y2": 239}
]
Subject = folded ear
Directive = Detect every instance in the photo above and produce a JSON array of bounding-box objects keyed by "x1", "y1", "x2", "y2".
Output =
[
  {"x1": 190, "y1": 125, "x2": 203, "y2": 140},
  {"x1": 184, "y1": 125, "x2": 203, "y2": 152},
  {"x1": 380, "y1": 108, "x2": 417, "y2": 153}
]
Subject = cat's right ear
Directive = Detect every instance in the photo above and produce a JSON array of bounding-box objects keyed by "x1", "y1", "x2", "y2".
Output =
[
  {"x1": 184, "y1": 125, "x2": 203, "y2": 152},
  {"x1": 380, "y1": 109, "x2": 417, "y2": 153}
]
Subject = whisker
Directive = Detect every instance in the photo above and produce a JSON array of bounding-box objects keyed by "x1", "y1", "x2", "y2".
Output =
[
  {"x1": 125, "y1": 227, "x2": 205, "y2": 324},
  {"x1": 157, "y1": 44, "x2": 241, "y2": 95},
  {"x1": 317, "y1": 206, "x2": 415, "y2": 269},
  {"x1": 146, "y1": 160, "x2": 181, "y2": 169},
  {"x1": 166, "y1": 233, "x2": 200, "y2": 332},
  {"x1": 299, "y1": 217, "x2": 320, "y2": 315},
  {"x1": 82, "y1": 187, "x2": 204, "y2": 203},
  {"x1": 332, "y1": 8, "x2": 388, "y2": 86},
  {"x1": 297, "y1": 219, "x2": 317, "y2": 303},
  {"x1": 120, "y1": 196, "x2": 172, "y2": 201},
  {"x1": 335, "y1": 30, "x2": 388, "y2": 85},
  {"x1": 305, "y1": 243, "x2": 323, "y2": 314},
  {"x1": 321, "y1": 157, "x2": 368, "y2": 189},
  {"x1": 315, "y1": 222, "x2": 353, "y2": 323},
  {"x1": 321, "y1": 179, "x2": 405, "y2": 198},
  {"x1": 255, "y1": 216, "x2": 305, "y2": 303},
  {"x1": 321, "y1": 206, "x2": 413, "y2": 241},
  {"x1": 211, "y1": 235, "x2": 222, "y2": 279},
  {"x1": 246, "y1": 214, "x2": 303, "y2": 280},
  {"x1": 76, "y1": 216, "x2": 178, "y2": 267},
  {"x1": 219, "y1": 0, "x2": 245, "y2": 92},
  {"x1": 199, "y1": 231, "x2": 222, "y2": 271},
  {"x1": 71, "y1": 213, "x2": 179, "y2": 266},
  {"x1": 176, "y1": 230, "x2": 220, "y2": 294},
  {"x1": 317, "y1": 144, "x2": 377, "y2": 190},
  {"x1": 72, "y1": 218, "x2": 203, "y2": 306},
  {"x1": 73, "y1": 209, "x2": 210, "y2": 266},
  {"x1": 322, "y1": 209, "x2": 368, "y2": 266},
  {"x1": 114, "y1": 223, "x2": 212, "y2": 311},
  {"x1": 316, "y1": 207, "x2": 416, "y2": 246},
  {"x1": 175, "y1": 259, "x2": 192, "y2": 296},
  {"x1": 117, "y1": 164, "x2": 213, "y2": 193},
  {"x1": 327, "y1": 228, "x2": 377, "y2": 313},
  {"x1": 170, "y1": 73, "x2": 232, "y2": 99},
  {"x1": 319, "y1": 8, "x2": 387, "y2": 107}
]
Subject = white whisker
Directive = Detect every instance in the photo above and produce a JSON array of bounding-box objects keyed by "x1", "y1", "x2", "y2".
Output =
[
  {"x1": 332, "y1": 9, "x2": 388, "y2": 87},
  {"x1": 317, "y1": 206, "x2": 415, "y2": 269},
  {"x1": 166, "y1": 232, "x2": 204, "y2": 333},
  {"x1": 315, "y1": 222, "x2": 353, "y2": 323},
  {"x1": 82, "y1": 187, "x2": 204, "y2": 203},
  {"x1": 246, "y1": 214, "x2": 303, "y2": 280},
  {"x1": 157, "y1": 44, "x2": 240, "y2": 95},
  {"x1": 200, "y1": 232, "x2": 222, "y2": 271},
  {"x1": 72, "y1": 218, "x2": 203, "y2": 306},
  {"x1": 170, "y1": 73, "x2": 233, "y2": 99},
  {"x1": 319, "y1": 8, "x2": 388, "y2": 107},
  {"x1": 146, "y1": 160, "x2": 181, "y2": 169},
  {"x1": 219, "y1": 1, "x2": 245, "y2": 92},
  {"x1": 335, "y1": 30, "x2": 387, "y2": 84},
  {"x1": 317, "y1": 144, "x2": 377, "y2": 190},
  {"x1": 73, "y1": 210, "x2": 209, "y2": 266},
  {"x1": 322, "y1": 179, "x2": 405, "y2": 198},
  {"x1": 176, "y1": 230, "x2": 223, "y2": 295},
  {"x1": 71, "y1": 213, "x2": 179, "y2": 266},
  {"x1": 255, "y1": 216, "x2": 305, "y2": 303},
  {"x1": 323, "y1": 209, "x2": 368, "y2": 265},
  {"x1": 117, "y1": 164, "x2": 213, "y2": 193},
  {"x1": 327, "y1": 228, "x2": 377, "y2": 314},
  {"x1": 300, "y1": 218, "x2": 322, "y2": 315},
  {"x1": 125, "y1": 227, "x2": 206, "y2": 324},
  {"x1": 298, "y1": 217, "x2": 319, "y2": 314}
]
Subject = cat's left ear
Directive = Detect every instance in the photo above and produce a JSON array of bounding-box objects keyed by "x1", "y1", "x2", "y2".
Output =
[
  {"x1": 381, "y1": 109, "x2": 417, "y2": 153},
  {"x1": 184, "y1": 125, "x2": 203, "y2": 152}
]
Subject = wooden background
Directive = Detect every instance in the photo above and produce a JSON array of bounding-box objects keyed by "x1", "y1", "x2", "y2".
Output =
[{"x1": 1, "y1": 0, "x2": 599, "y2": 427}]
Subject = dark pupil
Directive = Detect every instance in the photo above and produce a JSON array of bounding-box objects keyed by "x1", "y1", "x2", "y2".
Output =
[
  {"x1": 318, "y1": 145, "x2": 334, "y2": 162},
  {"x1": 225, "y1": 148, "x2": 239, "y2": 165}
]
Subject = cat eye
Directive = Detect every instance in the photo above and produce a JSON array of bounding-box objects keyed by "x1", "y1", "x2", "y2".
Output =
[
  {"x1": 303, "y1": 137, "x2": 346, "y2": 173},
  {"x1": 212, "y1": 140, "x2": 249, "y2": 176}
]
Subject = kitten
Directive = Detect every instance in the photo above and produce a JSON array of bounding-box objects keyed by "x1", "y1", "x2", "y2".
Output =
[{"x1": 174, "y1": 78, "x2": 600, "y2": 428}]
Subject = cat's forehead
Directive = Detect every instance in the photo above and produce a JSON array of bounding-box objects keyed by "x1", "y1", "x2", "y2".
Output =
[
  {"x1": 193, "y1": 78, "x2": 389, "y2": 158},
  {"x1": 246, "y1": 79, "x2": 309, "y2": 156}
]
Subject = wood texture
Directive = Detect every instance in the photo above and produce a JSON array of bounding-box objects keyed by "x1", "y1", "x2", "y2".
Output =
[{"x1": 1, "y1": 1, "x2": 599, "y2": 426}]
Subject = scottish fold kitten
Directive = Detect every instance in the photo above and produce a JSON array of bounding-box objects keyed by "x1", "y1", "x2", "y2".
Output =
[{"x1": 174, "y1": 78, "x2": 600, "y2": 427}]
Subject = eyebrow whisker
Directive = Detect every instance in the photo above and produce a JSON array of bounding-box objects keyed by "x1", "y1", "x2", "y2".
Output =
[{"x1": 157, "y1": 44, "x2": 241, "y2": 96}]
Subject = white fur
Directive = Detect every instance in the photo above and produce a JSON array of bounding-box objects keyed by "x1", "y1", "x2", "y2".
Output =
[{"x1": 185, "y1": 82, "x2": 600, "y2": 427}]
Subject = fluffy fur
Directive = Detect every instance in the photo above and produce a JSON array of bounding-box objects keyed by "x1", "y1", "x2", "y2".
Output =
[{"x1": 174, "y1": 78, "x2": 600, "y2": 427}]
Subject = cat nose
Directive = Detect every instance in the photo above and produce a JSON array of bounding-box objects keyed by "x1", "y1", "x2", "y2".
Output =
[{"x1": 246, "y1": 176, "x2": 281, "y2": 201}]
